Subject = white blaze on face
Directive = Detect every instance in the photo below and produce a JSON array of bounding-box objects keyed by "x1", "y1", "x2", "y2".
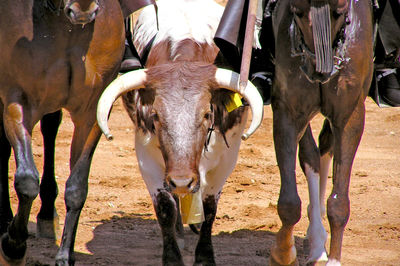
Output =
[{"x1": 158, "y1": 91, "x2": 205, "y2": 161}]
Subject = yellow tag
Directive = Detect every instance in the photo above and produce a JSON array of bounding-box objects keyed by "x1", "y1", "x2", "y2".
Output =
[
  {"x1": 180, "y1": 191, "x2": 204, "y2": 224},
  {"x1": 225, "y1": 92, "x2": 243, "y2": 112}
]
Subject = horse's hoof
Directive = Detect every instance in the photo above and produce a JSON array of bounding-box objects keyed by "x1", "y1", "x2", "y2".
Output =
[
  {"x1": 306, "y1": 252, "x2": 328, "y2": 265},
  {"x1": 303, "y1": 238, "x2": 328, "y2": 265},
  {"x1": 269, "y1": 255, "x2": 299, "y2": 266},
  {"x1": 0, "y1": 236, "x2": 26, "y2": 266},
  {"x1": 326, "y1": 259, "x2": 341, "y2": 266},
  {"x1": 36, "y1": 215, "x2": 60, "y2": 240},
  {"x1": 306, "y1": 261, "x2": 327, "y2": 266}
]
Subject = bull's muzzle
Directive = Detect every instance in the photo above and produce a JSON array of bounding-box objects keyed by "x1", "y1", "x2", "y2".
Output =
[
  {"x1": 165, "y1": 173, "x2": 199, "y2": 195},
  {"x1": 64, "y1": 1, "x2": 99, "y2": 25}
]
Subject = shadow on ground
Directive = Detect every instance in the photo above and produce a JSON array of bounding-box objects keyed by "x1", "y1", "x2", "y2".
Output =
[{"x1": 25, "y1": 214, "x2": 309, "y2": 265}]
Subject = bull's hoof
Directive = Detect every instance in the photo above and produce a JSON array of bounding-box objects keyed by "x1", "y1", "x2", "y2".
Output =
[
  {"x1": 36, "y1": 215, "x2": 60, "y2": 240},
  {"x1": 0, "y1": 235, "x2": 26, "y2": 266},
  {"x1": 193, "y1": 259, "x2": 216, "y2": 266},
  {"x1": 177, "y1": 236, "x2": 185, "y2": 250},
  {"x1": 193, "y1": 262, "x2": 216, "y2": 266},
  {"x1": 269, "y1": 255, "x2": 299, "y2": 266},
  {"x1": 55, "y1": 259, "x2": 72, "y2": 266},
  {"x1": 55, "y1": 249, "x2": 75, "y2": 266},
  {"x1": 55, "y1": 255, "x2": 74, "y2": 266}
]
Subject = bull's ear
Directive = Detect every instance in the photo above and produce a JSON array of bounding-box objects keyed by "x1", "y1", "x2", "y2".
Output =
[{"x1": 119, "y1": 0, "x2": 155, "y2": 18}]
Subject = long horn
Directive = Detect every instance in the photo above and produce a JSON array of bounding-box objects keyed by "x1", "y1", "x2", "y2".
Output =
[
  {"x1": 97, "y1": 69, "x2": 147, "y2": 140},
  {"x1": 215, "y1": 68, "x2": 264, "y2": 140}
]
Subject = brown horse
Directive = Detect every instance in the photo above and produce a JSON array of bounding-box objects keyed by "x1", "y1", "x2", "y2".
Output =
[
  {"x1": 0, "y1": 0, "x2": 151, "y2": 265},
  {"x1": 270, "y1": 0, "x2": 373, "y2": 265}
]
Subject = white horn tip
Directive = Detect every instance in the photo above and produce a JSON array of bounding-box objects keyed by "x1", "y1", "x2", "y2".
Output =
[
  {"x1": 105, "y1": 133, "x2": 114, "y2": 141},
  {"x1": 241, "y1": 133, "x2": 250, "y2": 141}
]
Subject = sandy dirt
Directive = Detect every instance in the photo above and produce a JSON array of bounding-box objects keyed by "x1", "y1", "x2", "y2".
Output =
[
  {"x1": 5, "y1": 96, "x2": 399, "y2": 266},
  {"x1": 5, "y1": 1, "x2": 400, "y2": 264}
]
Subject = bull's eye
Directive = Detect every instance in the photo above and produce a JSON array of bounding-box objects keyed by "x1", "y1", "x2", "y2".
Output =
[
  {"x1": 151, "y1": 111, "x2": 159, "y2": 122},
  {"x1": 204, "y1": 112, "x2": 212, "y2": 120}
]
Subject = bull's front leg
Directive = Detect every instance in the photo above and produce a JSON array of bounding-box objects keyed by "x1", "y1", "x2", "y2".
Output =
[
  {"x1": 135, "y1": 133, "x2": 184, "y2": 265},
  {"x1": 154, "y1": 190, "x2": 184, "y2": 266},
  {"x1": 194, "y1": 195, "x2": 217, "y2": 266}
]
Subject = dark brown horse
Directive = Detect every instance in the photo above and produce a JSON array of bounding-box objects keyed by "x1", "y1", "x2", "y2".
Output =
[
  {"x1": 270, "y1": 0, "x2": 373, "y2": 264},
  {"x1": 0, "y1": 0, "x2": 151, "y2": 265}
]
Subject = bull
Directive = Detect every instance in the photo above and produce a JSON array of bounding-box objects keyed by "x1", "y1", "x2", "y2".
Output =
[
  {"x1": 0, "y1": 0, "x2": 153, "y2": 265},
  {"x1": 96, "y1": 0, "x2": 264, "y2": 264}
]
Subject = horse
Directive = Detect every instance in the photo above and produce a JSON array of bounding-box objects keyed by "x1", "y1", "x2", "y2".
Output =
[
  {"x1": 270, "y1": 0, "x2": 374, "y2": 264},
  {"x1": 0, "y1": 0, "x2": 152, "y2": 264}
]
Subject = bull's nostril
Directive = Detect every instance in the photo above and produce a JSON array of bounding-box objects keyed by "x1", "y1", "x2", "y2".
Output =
[
  {"x1": 169, "y1": 179, "x2": 177, "y2": 189},
  {"x1": 187, "y1": 178, "x2": 194, "y2": 189}
]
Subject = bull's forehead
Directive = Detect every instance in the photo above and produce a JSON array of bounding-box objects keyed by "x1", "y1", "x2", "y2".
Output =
[
  {"x1": 153, "y1": 87, "x2": 211, "y2": 153},
  {"x1": 154, "y1": 87, "x2": 211, "y2": 121}
]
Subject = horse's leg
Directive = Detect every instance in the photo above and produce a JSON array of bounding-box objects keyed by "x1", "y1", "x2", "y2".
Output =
[
  {"x1": 0, "y1": 104, "x2": 12, "y2": 235},
  {"x1": 298, "y1": 125, "x2": 328, "y2": 264},
  {"x1": 318, "y1": 119, "x2": 333, "y2": 218},
  {"x1": 55, "y1": 118, "x2": 101, "y2": 266},
  {"x1": 0, "y1": 102, "x2": 38, "y2": 265},
  {"x1": 327, "y1": 102, "x2": 365, "y2": 264},
  {"x1": 36, "y1": 110, "x2": 62, "y2": 239},
  {"x1": 270, "y1": 108, "x2": 304, "y2": 266}
]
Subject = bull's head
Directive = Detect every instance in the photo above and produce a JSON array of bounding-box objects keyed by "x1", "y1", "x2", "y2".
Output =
[
  {"x1": 96, "y1": 63, "x2": 263, "y2": 195},
  {"x1": 290, "y1": 0, "x2": 348, "y2": 82},
  {"x1": 63, "y1": 0, "x2": 99, "y2": 25}
]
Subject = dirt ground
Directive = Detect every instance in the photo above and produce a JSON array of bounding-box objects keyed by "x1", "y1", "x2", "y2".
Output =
[{"x1": 4, "y1": 96, "x2": 399, "y2": 266}]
